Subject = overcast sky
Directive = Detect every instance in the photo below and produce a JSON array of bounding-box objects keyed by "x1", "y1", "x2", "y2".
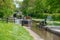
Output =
[
  {"x1": 17, "y1": 0, "x2": 23, "y2": 1},
  {"x1": 14, "y1": 0, "x2": 23, "y2": 2},
  {"x1": 14, "y1": 0, "x2": 23, "y2": 8}
]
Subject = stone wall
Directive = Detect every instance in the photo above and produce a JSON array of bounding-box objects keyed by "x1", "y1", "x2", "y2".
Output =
[{"x1": 38, "y1": 27, "x2": 60, "y2": 40}]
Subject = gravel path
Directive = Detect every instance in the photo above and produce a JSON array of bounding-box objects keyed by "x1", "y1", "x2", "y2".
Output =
[{"x1": 23, "y1": 26, "x2": 44, "y2": 40}]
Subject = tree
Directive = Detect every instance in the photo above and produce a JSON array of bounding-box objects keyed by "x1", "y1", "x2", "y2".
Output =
[
  {"x1": 0, "y1": 0, "x2": 15, "y2": 18},
  {"x1": 21, "y1": 0, "x2": 46, "y2": 16},
  {"x1": 46, "y1": 0, "x2": 60, "y2": 13},
  {"x1": 21, "y1": 0, "x2": 60, "y2": 19}
]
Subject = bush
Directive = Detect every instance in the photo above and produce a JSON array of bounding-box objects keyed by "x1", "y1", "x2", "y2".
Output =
[
  {"x1": 0, "y1": 12, "x2": 4, "y2": 18},
  {"x1": 52, "y1": 15, "x2": 60, "y2": 21},
  {"x1": 43, "y1": 14, "x2": 60, "y2": 21}
]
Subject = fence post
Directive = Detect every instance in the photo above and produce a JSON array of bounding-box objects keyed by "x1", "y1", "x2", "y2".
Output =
[{"x1": 6, "y1": 17, "x2": 8, "y2": 23}]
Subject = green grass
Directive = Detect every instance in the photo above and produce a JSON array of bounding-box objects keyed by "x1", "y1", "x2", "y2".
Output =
[
  {"x1": 0, "y1": 22, "x2": 33, "y2": 40},
  {"x1": 47, "y1": 21, "x2": 60, "y2": 26}
]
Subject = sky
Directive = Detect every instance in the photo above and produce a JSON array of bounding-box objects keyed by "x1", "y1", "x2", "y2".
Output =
[
  {"x1": 14, "y1": 0, "x2": 23, "y2": 8},
  {"x1": 17, "y1": 0, "x2": 23, "y2": 2},
  {"x1": 14, "y1": 0, "x2": 23, "y2": 2}
]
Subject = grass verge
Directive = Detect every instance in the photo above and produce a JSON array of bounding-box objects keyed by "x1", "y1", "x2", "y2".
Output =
[{"x1": 0, "y1": 22, "x2": 33, "y2": 40}]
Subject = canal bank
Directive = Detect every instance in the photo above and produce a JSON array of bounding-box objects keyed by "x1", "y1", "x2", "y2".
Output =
[{"x1": 31, "y1": 21, "x2": 60, "y2": 40}]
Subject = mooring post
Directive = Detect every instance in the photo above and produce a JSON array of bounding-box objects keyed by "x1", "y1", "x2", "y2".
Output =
[{"x1": 6, "y1": 17, "x2": 8, "y2": 23}]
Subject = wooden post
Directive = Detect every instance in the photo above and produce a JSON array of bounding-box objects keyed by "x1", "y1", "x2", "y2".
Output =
[{"x1": 6, "y1": 17, "x2": 8, "y2": 23}]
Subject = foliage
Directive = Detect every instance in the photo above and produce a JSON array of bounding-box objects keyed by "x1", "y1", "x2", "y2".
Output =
[
  {"x1": 20, "y1": 0, "x2": 29, "y2": 16},
  {"x1": 46, "y1": 0, "x2": 60, "y2": 13},
  {"x1": 21, "y1": 0, "x2": 60, "y2": 19},
  {"x1": 0, "y1": 22, "x2": 33, "y2": 40},
  {"x1": 0, "y1": 0, "x2": 15, "y2": 18}
]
